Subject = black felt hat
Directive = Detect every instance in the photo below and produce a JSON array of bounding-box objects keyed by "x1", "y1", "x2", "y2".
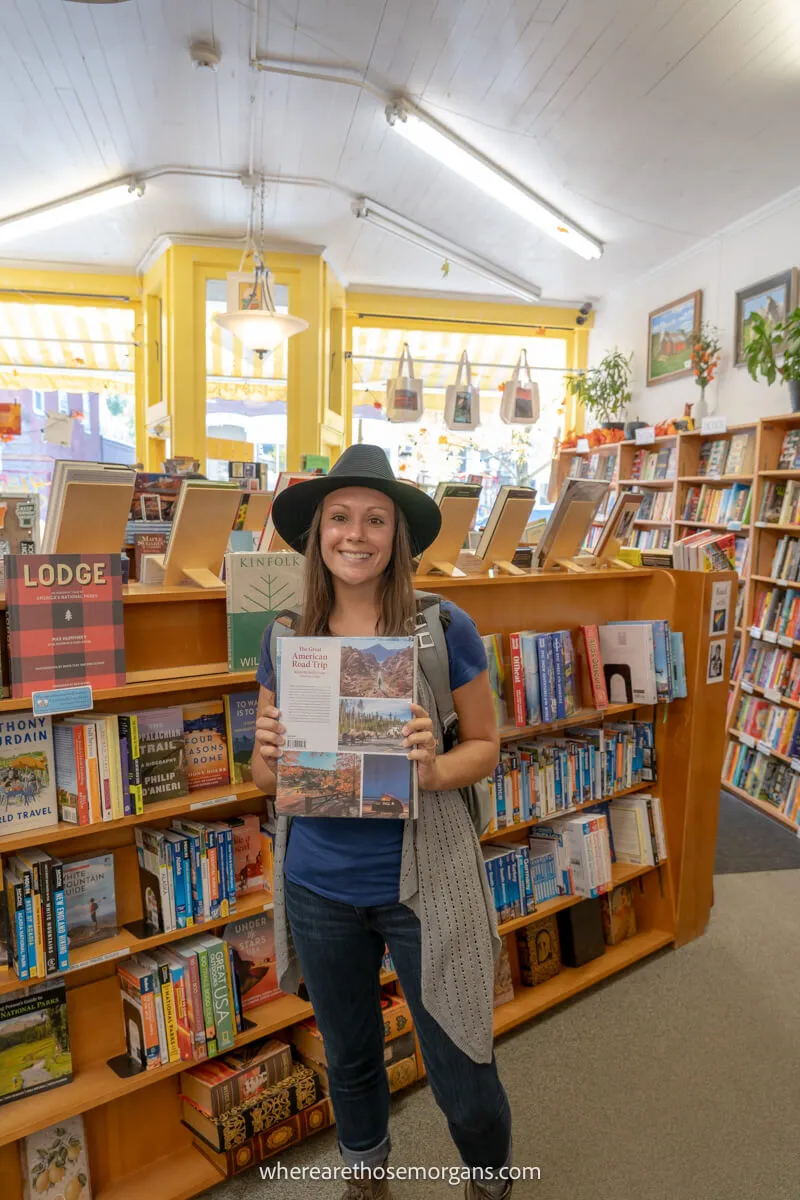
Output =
[{"x1": 271, "y1": 443, "x2": 442, "y2": 556}]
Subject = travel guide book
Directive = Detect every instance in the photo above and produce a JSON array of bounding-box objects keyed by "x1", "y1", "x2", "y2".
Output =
[
  {"x1": 275, "y1": 636, "x2": 418, "y2": 819},
  {"x1": 0, "y1": 714, "x2": 57, "y2": 835},
  {"x1": 223, "y1": 691, "x2": 258, "y2": 784},
  {"x1": 225, "y1": 551, "x2": 305, "y2": 672},
  {"x1": 182, "y1": 701, "x2": 230, "y2": 789},
  {"x1": 5, "y1": 554, "x2": 126, "y2": 698}
]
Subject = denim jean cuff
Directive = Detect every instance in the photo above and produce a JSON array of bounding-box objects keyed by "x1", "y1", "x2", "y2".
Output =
[
  {"x1": 461, "y1": 1137, "x2": 512, "y2": 1171},
  {"x1": 339, "y1": 1133, "x2": 391, "y2": 1171}
]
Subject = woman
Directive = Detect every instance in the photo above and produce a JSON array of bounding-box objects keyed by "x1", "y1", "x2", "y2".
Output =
[{"x1": 251, "y1": 445, "x2": 513, "y2": 1200}]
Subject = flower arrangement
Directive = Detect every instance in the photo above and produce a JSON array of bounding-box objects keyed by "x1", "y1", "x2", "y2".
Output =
[{"x1": 689, "y1": 323, "x2": 721, "y2": 391}]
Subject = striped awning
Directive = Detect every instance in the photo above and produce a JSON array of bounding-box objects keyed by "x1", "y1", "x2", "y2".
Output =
[{"x1": 0, "y1": 301, "x2": 136, "y2": 394}]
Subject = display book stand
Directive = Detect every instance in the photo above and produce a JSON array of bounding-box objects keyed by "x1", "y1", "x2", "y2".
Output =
[
  {"x1": 721, "y1": 413, "x2": 800, "y2": 831},
  {"x1": 417, "y1": 486, "x2": 538, "y2": 578},
  {"x1": 0, "y1": 564, "x2": 731, "y2": 1200}
]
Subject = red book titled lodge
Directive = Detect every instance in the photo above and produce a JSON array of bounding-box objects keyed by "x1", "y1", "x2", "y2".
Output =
[{"x1": 6, "y1": 553, "x2": 126, "y2": 698}]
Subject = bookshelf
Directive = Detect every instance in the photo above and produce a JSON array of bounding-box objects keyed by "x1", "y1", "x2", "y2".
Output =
[
  {"x1": 0, "y1": 569, "x2": 730, "y2": 1198},
  {"x1": 721, "y1": 413, "x2": 800, "y2": 829}
]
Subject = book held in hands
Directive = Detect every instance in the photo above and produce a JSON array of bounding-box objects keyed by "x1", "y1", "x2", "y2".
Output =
[{"x1": 275, "y1": 636, "x2": 418, "y2": 818}]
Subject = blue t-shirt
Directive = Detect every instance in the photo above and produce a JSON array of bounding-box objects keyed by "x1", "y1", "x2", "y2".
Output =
[{"x1": 257, "y1": 601, "x2": 487, "y2": 906}]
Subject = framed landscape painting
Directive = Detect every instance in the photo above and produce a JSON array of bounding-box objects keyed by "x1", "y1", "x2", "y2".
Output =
[
  {"x1": 646, "y1": 291, "x2": 702, "y2": 386},
  {"x1": 734, "y1": 269, "x2": 797, "y2": 366}
]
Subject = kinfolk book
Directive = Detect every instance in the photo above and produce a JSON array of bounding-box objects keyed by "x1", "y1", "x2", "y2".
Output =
[
  {"x1": 275, "y1": 637, "x2": 418, "y2": 818},
  {"x1": 0, "y1": 714, "x2": 57, "y2": 835},
  {"x1": 5, "y1": 554, "x2": 126, "y2": 698},
  {"x1": 225, "y1": 551, "x2": 305, "y2": 673}
]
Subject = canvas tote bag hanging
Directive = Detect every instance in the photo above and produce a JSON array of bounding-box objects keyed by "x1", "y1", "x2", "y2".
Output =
[
  {"x1": 386, "y1": 343, "x2": 423, "y2": 423},
  {"x1": 501, "y1": 349, "x2": 540, "y2": 425},
  {"x1": 444, "y1": 350, "x2": 481, "y2": 432}
]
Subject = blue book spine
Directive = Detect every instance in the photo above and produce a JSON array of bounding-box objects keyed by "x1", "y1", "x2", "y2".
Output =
[
  {"x1": 520, "y1": 634, "x2": 541, "y2": 725},
  {"x1": 223, "y1": 827, "x2": 237, "y2": 913},
  {"x1": 560, "y1": 631, "x2": 576, "y2": 714},
  {"x1": 519, "y1": 754, "x2": 531, "y2": 822},
  {"x1": 214, "y1": 828, "x2": 228, "y2": 914},
  {"x1": 184, "y1": 833, "x2": 203, "y2": 922},
  {"x1": 551, "y1": 633, "x2": 567, "y2": 720},
  {"x1": 535, "y1": 636, "x2": 553, "y2": 722},
  {"x1": 20, "y1": 874, "x2": 36, "y2": 974},
  {"x1": 506, "y1": 853, "x2": 521, "y2": 919},
  {"x1": 10, "y1": 878, "x2": 29, "y2": 980},
  {"x1": 51, "y1": 861, "x2": 70, "y2": 971},
  {"x1": 167, "y1": 839, "x2": 187, "y2": 929},
  {"x1": 494, "y1": 763, "x2": 507, "y2": 827},
  {"x1": 520, "y1": 848, "x2": 533, "y2": 913},
  {"x1": 485, "y1": 859, "x2": 501, "y2": 915},
  {"x1": 553, "y1": 749, "x2": 564, "y2": 810}
]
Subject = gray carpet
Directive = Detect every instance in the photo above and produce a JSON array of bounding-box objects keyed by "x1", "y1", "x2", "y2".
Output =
[
  {"x1": 203, "y1": 870, "x2": 800, "y2": 1200},
  {"x1": 715, "y1": 789, "x2": 800, "y2": 874}
]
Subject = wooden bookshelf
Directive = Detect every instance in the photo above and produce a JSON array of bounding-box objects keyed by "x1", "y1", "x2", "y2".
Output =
[
  {"x1": 0, "y1": 570, "x2": 730, "y2": 1199},
  {"x1": 721, "y1": 413, "x2": 800, "y2": 829}
]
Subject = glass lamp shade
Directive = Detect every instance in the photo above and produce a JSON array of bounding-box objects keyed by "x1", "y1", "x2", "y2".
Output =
[{"x1": 214, "y1": 309, "x2": 309, "y2": 356}]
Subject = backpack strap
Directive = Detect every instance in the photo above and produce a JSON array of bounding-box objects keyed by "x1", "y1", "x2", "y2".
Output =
[
  {"x1": 413, "y1": 591, "x2": 457, "y2": 741},
  {"x1": 267, "y1": 609, "x2": 301, "y2": 687}
]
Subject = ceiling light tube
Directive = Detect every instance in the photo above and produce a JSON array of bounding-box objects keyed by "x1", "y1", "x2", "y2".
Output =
[
  {"x1": 385, "y1": 101, "x2": 603, "y2": 261},
  {"x1": 0, "y1": 178, "x2": 145, "y2": 246},
  {"x1": 353, "y1": 201, "x2": 542, "y2": 303}
]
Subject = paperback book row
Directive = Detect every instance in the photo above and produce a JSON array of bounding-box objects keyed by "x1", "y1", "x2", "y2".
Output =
[
  {"x1": 635, "y1": 489, "x2": 674, "y2": 522},
  {"x1": 482, "y1": 793, "x2": 667, "y2": 922},
  {"x1": 723, "y1": 742, "x2": 800, "y2": 823},
  {"x1": 672, "y1": 530, "x2": 737, "y2": 571},
  {"x1": 740, "y1": 642, "x2": 800, "y2": 701},
  {"x1": 759, "y1": 480, "x2": 800, "y2": 527},
  {"x1": 134, "y1": 813, "x2": 270, "y2": 936},
  {"x1": 696, "y1": 433, "x2": 755, "y2": 478},
  {"x1": 568, "y1": 452, "x2": 617, "y2": 483},
  {"x1": 117, "y1": 908, "x2": 281, "y2": 1071},
  {"x1": 732, "y1": 695, "x2": 800, "y2": 758},
  {"x1": 487, "y1": 719, "x2": 656, "y2": 829},
  {"x1": 777, "y1": 428, "x2": 800, "y2": 470},
  {"x1": 681, "y1": 482, "x2": 751, "y2": 526},
  {"x1": 628, "y1": 527, "x2": 671, "y2": 551},
  {"x1": 504, "y1": 622, "x2": 686, "y2": 730},
  {"x1": 751, "y1": 585, "x2": 800, "y2": 641},
  {"x1": 630, "y1": 446, "x2": 677, "y2": 481},
  {"x1": 768, "y1": 536, "x2": 800, "y2": 583},
  {"x1": 0, "y1": 690, "x2": 260, "y2": 839}
]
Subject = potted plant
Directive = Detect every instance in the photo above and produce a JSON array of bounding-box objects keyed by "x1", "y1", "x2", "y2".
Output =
[
  {"x1": 743, "y1": 306, "x2": 800, "y2": 412},
  {"x1": 566, "y1": 349, "x2": 632, "y2": 430}
]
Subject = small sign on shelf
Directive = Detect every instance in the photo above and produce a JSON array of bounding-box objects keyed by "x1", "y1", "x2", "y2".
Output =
[
  {"x1": 576, "y1": 438, "x2": 590, "y2": 453},
  {"x1": 727, "y1": 520, "x2": 742, "y2": 532},
  {"x1": 32, "y1": 685, "x2": 94, "y2": 717},
  {"x1": 764, "y1": 687, "x2": 782, "y2": 704},
  {"x1": 701, "y1": 415, "x2": 727, "y2": 435},
  {"x1": 779, "y1": 635, "x2": 794, "y2": 648},
  {"x1": 740, "y1": 681, "x2": 754, "y2": 694},
  {"x1": 757, "y1": 740, "x2": 773, "y2": 757},
  {"x1": 738, "y1": 732, "x2": 756, "y2": 748},
  {"x1": 792, "y1": 758, "x2": 800, "y2": 774},
  {"x1": 749, "y1": 626, "x2": 762, "y2": 640},
  {"x1": 635, "y1": 426, "x2": 656, "y2": 446},
  {"x1": 764, "y1": 630, "x2": 779, "y2": 644}
]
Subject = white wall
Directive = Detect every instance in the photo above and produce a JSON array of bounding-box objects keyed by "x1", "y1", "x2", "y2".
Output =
[{"x1": 589, "y1": 186, "x2": 800, "y2": 426}]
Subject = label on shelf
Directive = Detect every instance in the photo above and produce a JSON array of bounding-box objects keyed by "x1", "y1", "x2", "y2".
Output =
[
  {"x1": 749, "y1": 626, "x2": 762, "y2": 639},
  {"x1": 764, "y1": 687, "x2": 783, "y2": 703},
  {"x1": 75, "y1": 946, "x2": 131, "y2": 971},
  {"x1": 779, "y1": 635, "x2": 794, "y2": 648},
  {"x1": 635, "y1": 426, "x2": 656, "y2": 445},
  {"x1": 190, "y1": 792, "x2": 239, "y2": 811},
  {"x1": 701, "y1": 415, "x2": 727, "y2": 435},
  {"x1": 764, "y1": 630, "x2": 779, "y2": 644},
  {"x1": 32, "y1": 684, "x2": 94, "y2": 716},
  {"x1": 792, "y1": 758, "x2": 800, "y2": 774},
  {"x1": 757, "y1": 740, "x2": 773, "y2": 757},
  {"x1": 727, "y1": 520, "x2": 743, "y2": 532},
  {"x1": 740, "y1": 681, "x2": 754, "y2": 694},
  {"x1": 576, "y1": 438, "x2": 590, "y2": 453},
  {"x1": 738, "y1": 732, "x2": 756, "y2": 748}
]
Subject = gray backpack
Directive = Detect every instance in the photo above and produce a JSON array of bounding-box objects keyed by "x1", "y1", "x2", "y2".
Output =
[{"x1": 268, "y1": 591, "x2": 493, "y2": 836}]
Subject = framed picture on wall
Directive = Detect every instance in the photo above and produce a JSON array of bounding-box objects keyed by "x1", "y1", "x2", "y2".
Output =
[
  {"x1": 734, "y1": 269, "x2": 798, "y2": 366},
  {"x1": 646, "y1": 291, "x2": 702, "y2": 386}
]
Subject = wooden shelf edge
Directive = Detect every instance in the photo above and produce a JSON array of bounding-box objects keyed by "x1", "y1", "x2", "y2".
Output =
[
  {"x1": 0, "y1": 672, "x2": 257, "y2": 714},
  {"x1": 498, "y1": 702, "x2": 641, "y2": 744},
  {"x1": 721, "y1": 781, "x2": 797, "y2": 830},
  {"x1": 492, "y1": 928, "x2": 674, "y2": 1036},
  {"x1": 480, "y1": 780, "x2": 654, "y2": 843},
  {"x1": 495, "y1": 862, "x2": 660, "y2": 936},
  {"x1": 94, "y1": 1146, "x2": 220, "y2": 1200}
]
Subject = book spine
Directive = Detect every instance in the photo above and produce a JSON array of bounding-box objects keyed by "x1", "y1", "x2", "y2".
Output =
[
  {"x1": 509, "y1": 633, "x2": 527, "y2": 727},
  {"x1": 38, "y1": 856, "x2": 58, "y2": 976},
  {"x1": 181, "y1": 950, "x2": 207, "y2": 1059},
  {"x1": 222, "y1": 827, "x2": 237, "y2": 915},
  {"x1": 82, "y1": 722, "x2": 102, "y2": 824},
  {"x1": 214, "y1": 828, "x2": 229, "y2": 918},
  {"x1": 179, "y1": 837, "x2": 194, "y2": 927},
  {"x1": 158, "y1": 961, "x2": 181, "y2": 1063},
  {"x1": 551, "y1": 633, "x2": 566, "y2": 720},
  {"x1": 582, "y1": 625, "x2": 609, "y2": 708},
  {"x1": 493, "y1": 763, "x2": 506, "y2": 828},
  {"x1": 8, "y1": 875, "x2": 29, "y2": 980},
  {"x1": 18, "y1": 866, "x2": 38, "y2": 978},
  {"x1": 50, "y1": 859, "x2": 70, "y2": 972},
  {"x1": 169, "y1": 840, "x2": 188, "y2": 930},
  {"x1": 535, "y1": 637, "x2": 553, "y2": 723},
  {"x1": 206, "y1": 829, "x2": 221, "y2": 920},
  {"x1": 170, "y1": 962, "x2": 194, "y2": 1061},
  {"x1": 196, "y1": 943, "x2": 218, "y2": 1056},
  {"x1": 72, "y1": 725, "x2": 91, "y2": 826},
  {"x1": 226, "y1": 559, "x2": 236, "y2": 672},
  {"x1": 227, "y1": 942, "x2": 243, "y2": 1035},
  {"x1": 94, "y1": 719, "x2": 113, "y2": 821}
]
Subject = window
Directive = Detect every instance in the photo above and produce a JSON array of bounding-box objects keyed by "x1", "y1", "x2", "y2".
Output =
[
  {"x1": 57, "y1": 390, "x2": 69, "y2": 415},
  {"x1": 82, "y1": 394, "x2": 92, "y2": 434},
  {"x1": 32, "y1": 390, "x2": 45, "y2": 416}
]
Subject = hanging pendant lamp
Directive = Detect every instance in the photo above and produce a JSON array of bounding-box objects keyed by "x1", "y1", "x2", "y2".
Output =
[{"x1": 214, "y1": 178, "x2": 308, "y2": 359}]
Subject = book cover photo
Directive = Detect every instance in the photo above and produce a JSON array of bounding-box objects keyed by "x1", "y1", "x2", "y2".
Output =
[
  {"x1": 182, "y1": 701, "x2": 230, "y2": 789},
  {"x1": 224, "y1": 691, "x2": 258, "y2": 784},
  {"x1": 20, "y1": 1114, "x2": 92, "y2": 1200},
  {"x1": 222, "y1": 912, "x2": 282, "y2": 1012},
  {"x1": 0, "y1": 980, "x2": 72, "y2": 1106},
  {"x1": 0, "y1": 714, "x2": 57, "y2": 835},
  {"x1": 5, "y1": 554, "x2": 126, "y2": 698},
  {"x1": 275, "y1": 637, "x2": 417, "y2": 819},
  {"x1": 225, "y1": 551, "x2": 305, "y2": 672},
  {"x1": 62, "y1": 853, "x2": 117, "y2": 951}
]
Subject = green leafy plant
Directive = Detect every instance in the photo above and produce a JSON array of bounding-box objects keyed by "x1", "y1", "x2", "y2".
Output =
[
  {"x1": 744, "y1": 306, "x2": 800, "y2": 384},
  {"x1": 565, "y1": 349, "x2": 632, "y2": 425}
]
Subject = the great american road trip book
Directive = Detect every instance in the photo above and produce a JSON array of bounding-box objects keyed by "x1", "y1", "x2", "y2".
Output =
[{"x1": 275, "y1": 636, "x2": 418, "y2": 819}]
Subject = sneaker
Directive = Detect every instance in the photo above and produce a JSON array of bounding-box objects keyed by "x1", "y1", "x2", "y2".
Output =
[{"x1": 465, "y1": 1180, "x2": 513, "y2": 1200}]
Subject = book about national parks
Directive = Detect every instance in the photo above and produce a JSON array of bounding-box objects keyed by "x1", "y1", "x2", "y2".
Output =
[
  {"x1": 0, "y1": 980, "x2": 72, "y2": 1106},
  {"x1": 275, "y1": 636, "x2": 418, "y2": 819}
]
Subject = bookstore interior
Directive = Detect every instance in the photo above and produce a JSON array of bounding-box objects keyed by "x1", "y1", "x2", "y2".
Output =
[{"x1": 0, "y1": 4, "x2": 799, "y2": 1200}]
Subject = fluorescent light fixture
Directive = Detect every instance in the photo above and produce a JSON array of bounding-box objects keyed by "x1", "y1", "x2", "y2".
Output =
[
  {"x1": 0, "y1": 178, "x2": 145, "y2": 246},
  {"x1": 352, "y1": 200, "x2": 541, "y2": 302},
  {"x1": 385, "y1": 101, "x2": 603, "y2": 261}
]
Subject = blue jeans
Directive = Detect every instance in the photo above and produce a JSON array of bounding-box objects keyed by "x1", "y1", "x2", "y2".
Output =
[{"x1": 285, "y1": 876, "x2": 512, "y2": 1172}]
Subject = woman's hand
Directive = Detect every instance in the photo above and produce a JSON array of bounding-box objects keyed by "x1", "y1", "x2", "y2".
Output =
[
  {"x1": 404, "y1": 703, "x2": 438, "y2": 791},
  {"x1": 255, "y1": 706, "x2": 285, "y2": 762}
]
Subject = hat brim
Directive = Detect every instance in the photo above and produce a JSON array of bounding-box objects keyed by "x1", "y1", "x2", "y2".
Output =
[{"x1": 271, "y1": 474, "x2": 442, "y2": 556}]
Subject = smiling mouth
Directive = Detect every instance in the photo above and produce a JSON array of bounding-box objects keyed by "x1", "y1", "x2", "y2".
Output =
[{"x1": 339, "y1": 550, "x2": 372, "y2": 561}]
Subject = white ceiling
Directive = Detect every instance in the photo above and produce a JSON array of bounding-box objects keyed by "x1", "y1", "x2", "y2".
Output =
[{"x1": 1, "y1": 0, "x2": 800, "y2": 301}]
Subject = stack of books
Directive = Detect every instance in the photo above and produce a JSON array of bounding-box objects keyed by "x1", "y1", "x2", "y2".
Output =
[
  {"x1": 4, "y1": 850, "x2": 71, "y2": 981},
  {"x1": 770, "y1": 536, "x2": 800, "y2": 581},
  {"x1": 507, "y1": 629, "x2": 580, "y2": 727},
  {"x1": 751, "y1": 586, "x2": 800, "y2": 640},
  {"x1": 629, "y1": 527, "x2": 671, "y2": 550},
  {"x1": 681, "y1": 482, "x2": 751, "y2": 525},
  {"x1": 732, "y1": 695, "x2": 800, "y2": 757},
  {"x1": 569, "y1": 453, "x2": 617, "y2": 482},
  {"x1": 630, "y1": 447, "x2": 677, "y2": 481},
  {"x1": 723, "y1": 741, "x2": 800, "y2": 821},
  {"x1": 637, "y1": 490, "x2": 674, "y2": 521},
  {"x1": 228, "y1": 461, "x2": 270, "y2": 490},
  {"x1": 696, "y1": 433, "x2": 755, "y2": 477},
  {"x1": 673, "y1": 530, "x2": 736, "y2": 570},
  {"x1": 741, "y1": 643, "x2": 796, "y2": 697}
]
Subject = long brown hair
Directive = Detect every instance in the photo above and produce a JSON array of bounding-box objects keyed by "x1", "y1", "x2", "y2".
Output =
[{"x1": 296, "y1": 498, "x2": 416, "y2": 636}]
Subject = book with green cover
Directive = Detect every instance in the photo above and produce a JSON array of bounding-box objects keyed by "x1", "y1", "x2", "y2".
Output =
[
  {"x1": 193, "y1": 938, "x2": 218, "y2": 1057},
  {"x1": 223, "y1": 691, "x2": 258, "y2": 784},
  {"x1": 201, "y1": 935, "x2": 236, "y2": 1053},
  {"x1": 225, "y1": 551, "x2": 304, "y2": 673}
]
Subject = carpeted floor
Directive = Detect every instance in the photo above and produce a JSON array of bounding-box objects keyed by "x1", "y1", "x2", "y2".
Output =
[
  {"x1": 715, "y1": 789, "x2": 800, "y2": 873},
  {"x1": 203, "y1": 802, "x2": 800, "y2": 1200}
]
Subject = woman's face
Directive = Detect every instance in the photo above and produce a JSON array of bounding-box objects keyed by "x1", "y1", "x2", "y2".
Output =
[{"x1": 319, "y1": 486, "x2": 396, "y2": 587}]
